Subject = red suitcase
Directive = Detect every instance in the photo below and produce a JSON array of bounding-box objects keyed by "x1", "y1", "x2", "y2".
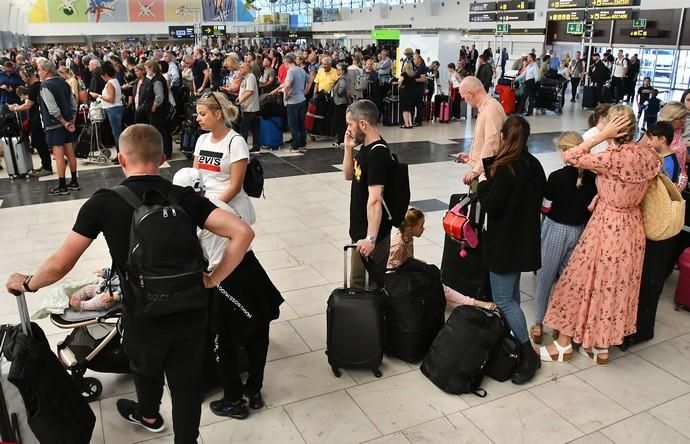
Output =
[
  {"x1": 674, "y1": 247, "x2": 690, "y2": 311},
  {"x1": 305, "y1": 101, "x2": 317, "y2": 133},
  {"x1": 438, "y1": 97, "x2": 450, "y2": 123},
  {"x1": 495, "y1": 84, "x2": 516, "y2": 115}
]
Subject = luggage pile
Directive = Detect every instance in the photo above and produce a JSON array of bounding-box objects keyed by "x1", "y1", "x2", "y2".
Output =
[
  {"x1": 535, "y1": 77, "x2": 563, "y2": 114},
  {"x1": 0, "y1": 108, "x2": 33, "y2": 178}
]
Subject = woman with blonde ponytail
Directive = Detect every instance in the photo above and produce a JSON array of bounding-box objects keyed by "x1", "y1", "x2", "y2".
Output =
[
  {"x1": 193, "y1": 91, "x2": 255, "y2": 225},
  {"x1": 530, "y1": 131, "x2": 597, "y2": 345}
]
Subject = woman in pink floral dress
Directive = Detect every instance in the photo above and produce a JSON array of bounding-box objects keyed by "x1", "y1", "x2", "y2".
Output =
[{"x1": 539, "y1": 105, "x2": 660, "y2": 365}]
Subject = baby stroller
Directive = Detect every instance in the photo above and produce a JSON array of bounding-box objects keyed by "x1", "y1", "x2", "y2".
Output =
[{"x1": 50, "y1": 304, "x2": 130, "y2": 401}]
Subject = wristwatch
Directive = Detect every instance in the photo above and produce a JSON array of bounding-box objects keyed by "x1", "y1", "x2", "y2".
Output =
[
  {"x1": 366, "y1": 235, "x2": 376, "y2": 244},
  {"x1": 23, "y1": 275, "x2": 37, "y2": 293}
]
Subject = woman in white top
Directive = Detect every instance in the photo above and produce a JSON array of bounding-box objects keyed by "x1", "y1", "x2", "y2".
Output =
[
  {"x1": 90, "y1": 61, "x2": 123, "y2": 157},
  {"x1": 193, "y1": 91, "x2": 256, "y2": 225},
  {"x1": 582, "y1": 103, "x2": 611, "y2": 154}
]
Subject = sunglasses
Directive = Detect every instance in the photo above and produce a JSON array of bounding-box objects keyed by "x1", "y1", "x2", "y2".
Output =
[{"x1": 203, "y1": 92, "x2": 222, "y2": 109}]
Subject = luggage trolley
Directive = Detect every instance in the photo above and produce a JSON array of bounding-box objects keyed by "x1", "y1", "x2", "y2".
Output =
[{"x1": 76, "y1": 103, "x2": 112, "y2": 166}]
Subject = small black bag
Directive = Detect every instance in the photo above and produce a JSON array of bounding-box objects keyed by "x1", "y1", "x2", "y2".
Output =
[
  {"x1": 485, "y1": 332, "x2": 521, "y2": 382},
  {"x1": 244, "y1": 156, "x2": 265, "y2": 198}
]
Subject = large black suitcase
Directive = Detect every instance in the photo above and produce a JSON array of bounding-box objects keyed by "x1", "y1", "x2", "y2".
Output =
[
  {"x1": 382, "y1": 97, "x2": 400, "y2": 126},
  {"x1": 440, "y1": 194, "x2": 492, "y2": 301},
  {"x1": 383, "y1": 259, "x2": 446, "y2": 363},
  {"x1": 582, "y1": 85, "x2": 597, "y2": 109},
  {"x1": 420, "y1": 305, "x2": 504, "y2": 395},
  {"x1": 326, "y1": 245, "x2": 384, "y2": 378}
]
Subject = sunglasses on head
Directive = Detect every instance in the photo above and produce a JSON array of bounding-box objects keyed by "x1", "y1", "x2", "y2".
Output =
[{"x1": 202, "y1": 92, "x2": 222, "y2": 108}]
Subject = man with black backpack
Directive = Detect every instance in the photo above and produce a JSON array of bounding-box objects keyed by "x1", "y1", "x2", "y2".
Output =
[
  {"x1": 344, "y1": 99, "x2": 408, "y2": 288},
  {"x1": 5, "y1": 124, "x2": 255, "y2": 444}
]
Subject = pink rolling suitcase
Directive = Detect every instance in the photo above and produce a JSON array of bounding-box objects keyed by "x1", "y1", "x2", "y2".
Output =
[{"x1": 438, "y1": 97, "x2": 450, "y2": 123}]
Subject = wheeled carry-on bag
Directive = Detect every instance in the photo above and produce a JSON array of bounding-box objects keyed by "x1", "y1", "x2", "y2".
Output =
[
  {"x1": 1, "y1": 136, "x2": 33, "y2": 178},
  {"x1": 382, "y1": 97, "x2": 400, "y2": 127},
  {"x1": 582, "y1": 85, "x2": 597, "y2": 109},
  {"x1": 259, "y1": 116, "x2": 284, "y2": 150},
  {"x1": 383, "y1": 259, "x2": 446, "y2": 362},
  {"x1": 326, "y1": 245, "x2": 384, "y2": 378}
]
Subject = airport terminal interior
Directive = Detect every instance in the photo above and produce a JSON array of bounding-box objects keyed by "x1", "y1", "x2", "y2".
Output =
[{"x1": 2, "y1": 0, "x2": 690, "y2": 443}]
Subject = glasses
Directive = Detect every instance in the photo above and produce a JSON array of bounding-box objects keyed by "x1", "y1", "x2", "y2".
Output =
[{"x1": 203, "y1": 92, "x2": 222, "y2": 109}]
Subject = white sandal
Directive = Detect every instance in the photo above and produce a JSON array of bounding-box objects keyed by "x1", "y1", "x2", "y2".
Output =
[
  {"x1": 579, "y1": 347, "x2": 609, "y2": 366},
  {"x1": 538, "y1": 341, "x2": 573, "y2": 362}
]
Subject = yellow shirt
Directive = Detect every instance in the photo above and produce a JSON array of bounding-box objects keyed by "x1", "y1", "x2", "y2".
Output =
[{"x1": 314, "y1": 67, "x2": 338, "y2": 93}]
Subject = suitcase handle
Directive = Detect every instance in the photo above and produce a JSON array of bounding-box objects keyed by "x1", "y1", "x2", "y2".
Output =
[
  {"x1": 7, "y1": 291, "x2": 32, "y2": 338},
  {"x1": 343, "y1": 244, "x2": 383, "y2": 289}
]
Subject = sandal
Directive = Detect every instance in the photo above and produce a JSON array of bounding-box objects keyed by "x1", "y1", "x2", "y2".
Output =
[
  {"x1": 579, "y1": 347, "x2": 609, "y2": 366},
  {"x1": 531, "y1": 324, "x2": 543, "y2": 345},
  {"x1": 537, "y1": 341, "x2": 573, "y2": 362}
]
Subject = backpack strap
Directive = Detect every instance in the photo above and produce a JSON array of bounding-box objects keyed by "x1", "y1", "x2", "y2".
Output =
[{"x1": 113, "y1": 185, "x2": 142, "y2": 209}]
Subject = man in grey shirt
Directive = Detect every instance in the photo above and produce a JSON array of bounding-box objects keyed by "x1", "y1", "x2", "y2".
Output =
[
  {"x1": 377, "y1": 50, "x2": 391, "y2": 85},
  {"x1": 237, "y1": 61, "x2": 261, "y2": 152},
  {"x1": 282, "y1": 53, "x2": 308, "y2": 153}
]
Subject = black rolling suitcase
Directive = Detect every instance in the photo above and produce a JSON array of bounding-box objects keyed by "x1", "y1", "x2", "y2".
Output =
[
  {"x1": 326, "y1": 245, "x2": 384, "y2": 378},
  {"x1": 440, "y1": 194, "x2": 492, "y2": 301},
  {"x1": 383, "y1": 259, "x2": 446, "y2": 363},
  {"x1": 582, "y1": 85, "x2": 597, "y2": 109},
  {"x1": 382, "y1": 97, "x2": 400, "y2": 126}
]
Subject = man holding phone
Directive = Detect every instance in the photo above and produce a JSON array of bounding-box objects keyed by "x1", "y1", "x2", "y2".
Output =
[{"x1": 454, "y1": 76, "x2": 506, "y2": 187}]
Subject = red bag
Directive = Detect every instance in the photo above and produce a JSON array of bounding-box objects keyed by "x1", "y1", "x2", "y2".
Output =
[{"x1": 442, "y1": 199, "x2": 479, "y2": 258}]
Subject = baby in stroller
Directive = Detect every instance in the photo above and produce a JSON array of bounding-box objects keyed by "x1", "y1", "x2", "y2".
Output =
[{"x1": 69, "y1": 267, "x2": 121, "y2": 312}]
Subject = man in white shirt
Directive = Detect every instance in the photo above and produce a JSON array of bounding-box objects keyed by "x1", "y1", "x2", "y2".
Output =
[
  {"x1": 611, "y1": 50, "x2": 628, "y2": 103},
  {"x1": 236, "y1": 62, "x2": 261, "y2": 152},
  {"x1": 515, "y1": 52, "x2": 540, "y2": 116}
]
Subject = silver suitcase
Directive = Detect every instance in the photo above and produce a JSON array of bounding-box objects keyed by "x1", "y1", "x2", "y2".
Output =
[{"x1": 1, "y1": 136, "x2": 33, "y2": 178}]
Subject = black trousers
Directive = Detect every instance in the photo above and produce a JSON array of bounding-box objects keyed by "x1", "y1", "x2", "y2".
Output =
[
  {"x1": 611, "y1": 77, "x2": 625, "y2": 102},
  {"x1": 631, "y1": 238, "x2": 675, "y2": 342},
  {"x1": 123, "y1": 310, "x2": 207, "y2": 444},
  {"x1": 215, "y1": 322, "x2": 270, "y2": 402},
  {"x1": 414, "y1": 89, "x2": 424, "y2": 124},
  {"x1": 150, "y1": 109, "x2": 172, "y2": 158},
  {"x1": 333, "y1": 103, "x2": 348, "y2": 144},
  {"x1": 30, "y1": 118, "x2": 51, "y2": 171},
  {"x1": 239, "y1": 111, "x2": 260, "y2": 150},
  {"x1": 570, "y1": 78, "x2": 580, "y2": 102},
  {"x1": 525, "y1": 79, "x2": 537, "y2": 115}
]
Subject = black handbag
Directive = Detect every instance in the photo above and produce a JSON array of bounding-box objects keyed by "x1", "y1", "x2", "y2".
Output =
[
  {"x1": 243, "y1": 156, "x2": 264, "y2": 198},
  {"x1": 485, "y1": 331, "x2": 521, "y2": 382}
]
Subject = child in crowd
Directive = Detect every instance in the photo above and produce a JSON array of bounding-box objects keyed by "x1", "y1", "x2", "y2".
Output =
[
  {"x1": 69, "y1": 267, "x2": 121, "y2": 312},
  {"x1": 583, "y1": 103, "x2": 611, "y2": 154},
  {"x1": 16, "y1": 85, "x2": 28, "y2": 102},
  {"x1": 649, "y1": 121, "x2": 680, "y2": 182},
  {"x1": 173, "y1": 168, "x2": 283, "y2": 421},
  {"x1": 387, "y1": 208, "x2": 496, "y2": 310},
  {"x1": 643, "y1": 89, "x2": 661, "y2": 130},
  {"x1": 531, "y1": 132, "x2": 597, "y2": 344},
  {"x1": 636, "y1": 77, "x2": 653, "y2": 120}
]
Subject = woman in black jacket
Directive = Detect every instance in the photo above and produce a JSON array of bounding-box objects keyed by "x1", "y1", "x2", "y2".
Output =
[{"x1": 477, "y1": 115, "x2": 546, "y2": 385}]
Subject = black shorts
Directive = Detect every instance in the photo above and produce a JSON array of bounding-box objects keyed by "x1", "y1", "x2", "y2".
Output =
[{"x1": 45, "y1": 127, "x2": 76, "y2": 147}]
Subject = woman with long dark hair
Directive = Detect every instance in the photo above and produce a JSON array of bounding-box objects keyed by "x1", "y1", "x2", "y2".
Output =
[{"x1": 477, "y1": 115, "x2": 546, "y2": 385}]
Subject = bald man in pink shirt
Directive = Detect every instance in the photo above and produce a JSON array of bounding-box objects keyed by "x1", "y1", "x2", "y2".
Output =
[{"x1": 455, "y1": 76, "x2": 507, "y2": 185}]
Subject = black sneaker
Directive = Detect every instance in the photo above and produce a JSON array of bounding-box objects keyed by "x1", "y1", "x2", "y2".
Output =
[
  {"x1": 209, "y1": 398, "x2": 249, "y2": 419},
  {"x1": 245, "y1": 390, "x2": 264, "y2": 410},
  {"x1": 67, "y1": 182, "x2": 81, "y2": 191},
  {"x1": 49, "y1": 186, "x2": 69, "y2": 196},
  {"x1": 116, "y1": 399, "x2": 166, "y2": 433},
  {"x1": 249, "y1": 147, "x2": 261, "y2": 153}
]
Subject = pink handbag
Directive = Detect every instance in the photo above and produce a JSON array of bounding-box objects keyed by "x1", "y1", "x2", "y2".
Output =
[{"x1": 442, "y1": 199, "x2": 479, "y2": 258}]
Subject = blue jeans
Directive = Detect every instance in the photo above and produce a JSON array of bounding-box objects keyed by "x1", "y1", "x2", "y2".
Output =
[
  {"x1": 286, "y1": 100, "x2": 307, "y2": 149},
  {"x1": 489, "y1": 271, "x2": 529, "y2": 343},
  {"x1": 105, "y1": 106, "x2": 124, "y2": 152}
]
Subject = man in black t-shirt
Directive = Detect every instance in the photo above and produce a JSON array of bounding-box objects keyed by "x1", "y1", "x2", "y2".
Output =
[
  {"x1": 5, "y1": 124, "x2": 254, "y2": 444},
  {"x1": 192, "y1": 47, "x2": 210, "y2": 95},
  {"x1": 343, "y1": 100, "x2": 394, "y2": 288},
  {"x1": 208, "y1": 49, "x2": 224, "y2": 91}
]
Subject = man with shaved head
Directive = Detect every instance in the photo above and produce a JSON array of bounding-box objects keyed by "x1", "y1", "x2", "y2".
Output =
[{"x1": 455, "y1": 76, "x2": 506, "y2": 186}]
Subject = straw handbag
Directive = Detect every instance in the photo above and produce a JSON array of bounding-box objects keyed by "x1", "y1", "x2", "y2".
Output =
[{"x1": 641, "y1": 167, "x2": 685, "y2": 241}]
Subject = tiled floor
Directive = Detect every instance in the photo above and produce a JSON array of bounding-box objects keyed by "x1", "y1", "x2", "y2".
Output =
[{"x1": 2, "y1": 101, "x2": 690, "y2": 444}]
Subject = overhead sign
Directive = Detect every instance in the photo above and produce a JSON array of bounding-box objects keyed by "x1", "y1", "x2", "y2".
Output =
[
  {"x1": 591, "y1": 0, "x2": 633, "y2": 6},
  {"x1": 590, "y1": 8, "x2": 632, "y2": 20},
  {"x1": 497, "y1": 0, "x2": 533, "y2": 10},
  {"x1": 497, "y1": 11, "x2": 534, "y2": 21},
  {"x1": 628, "y1": 28, "x2": 660, "y2": 38},
  {"x1": 548, "y1": 0, "x2": 586, "y2": 8},
  {"x1": 201, "y1": 25, "x2": 226, "y2": 36},
  {"x1": 633, "y1": 18, "x2": 647, "y2": 28},
  {"x1": 470, "y1": 12, "x2": 497, "y2": 22},
  {"x1": 567, "y1": 21, "x2": 585, "y2": 34},
  {"x1": 371, "y1": 29, "x2": 400, "y2": 40},
  {"x1": 496, "y1": 23, "x2": 511, "y2": 33},
  {"x1": 168, "y1": 26, "x2": 195, "y2": 39},
  {"x1": 547, "y1": 10, "x2": 585, "y2": 21},
  {"x1": 470, "y1": 2, "x2": 496, "y2": 11}
]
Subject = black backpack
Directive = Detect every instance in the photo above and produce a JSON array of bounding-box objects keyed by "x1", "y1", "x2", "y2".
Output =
[
  {"x1": 113, "y1": 185, "x2": 208, "y2": 317},
  {"x1": 372, "y1": 143, "x2": 410, "y2": 228},
  {"x1": 420, "y1": 305, "x2": 503, "y2": 396},
  {"x1": 485, "y1": 330, "x2": 521, "y2": 382},
  {"x1": 244, "y1": 155, "x2": 265, "y2": 198}
]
